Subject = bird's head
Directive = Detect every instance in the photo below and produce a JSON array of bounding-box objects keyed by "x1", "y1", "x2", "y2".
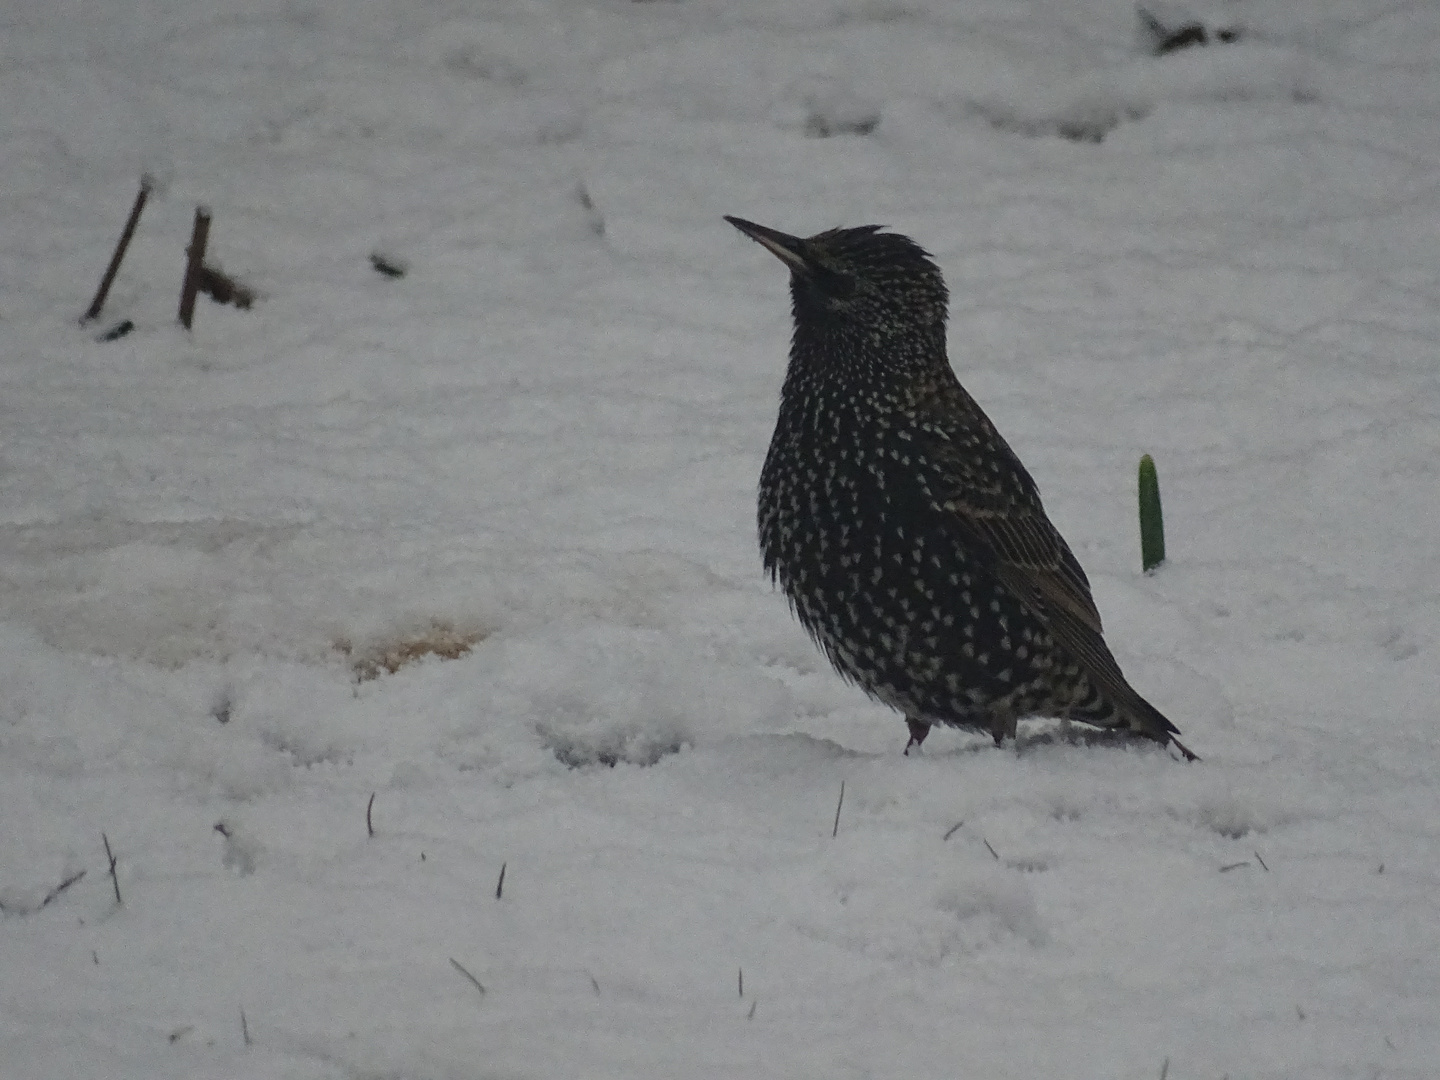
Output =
[{"x1": 726, "y1": 217, "x2": 949, "y2": 334}]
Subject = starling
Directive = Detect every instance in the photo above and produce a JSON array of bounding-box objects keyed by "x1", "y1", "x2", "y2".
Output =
[{"x1": 727, "y1": 216, "x2": 1196, "y2": 761}]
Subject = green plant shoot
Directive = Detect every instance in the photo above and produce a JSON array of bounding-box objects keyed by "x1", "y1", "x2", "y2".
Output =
[{"x1": 1139, "y1": 453, "x2": 1165, "y2": 573}]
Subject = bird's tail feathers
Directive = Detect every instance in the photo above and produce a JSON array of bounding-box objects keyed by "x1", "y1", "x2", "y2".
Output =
[
  {"x1": 1120, "y1": 694, "x2": 1199, "y2": 762},
  {"x1": 1037, "y1": 596, "x2": 1199, "y2": 761}
]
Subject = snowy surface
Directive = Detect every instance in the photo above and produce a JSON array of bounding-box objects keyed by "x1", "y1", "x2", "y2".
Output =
[{"x1": 3, "y1": 1, "x2": 1439, "y2": 1077}]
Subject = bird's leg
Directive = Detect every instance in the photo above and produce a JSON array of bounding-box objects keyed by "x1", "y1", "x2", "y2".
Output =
[
  {"x1": 990, "y1": 711, "x2": 1018, "y2": 748},
  {"x1": 903, "y1": 716, "x2": 931, "y2": 756}
]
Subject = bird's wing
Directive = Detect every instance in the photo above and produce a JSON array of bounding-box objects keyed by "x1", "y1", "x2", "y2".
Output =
[
  {"x1": 912, "y1": 381, "x2": 1189, "y2": 753},
  {"x1": 912, "y1": 383, "x2": 1105, "y2": 635},
  {"x1": 1000, "y1": 563, "x2": 1182, "y2": 741}
]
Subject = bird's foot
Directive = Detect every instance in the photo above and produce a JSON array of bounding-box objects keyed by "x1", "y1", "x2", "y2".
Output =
[{"x1": 903, "y1": 716, "x2": 931, "y2": 756}]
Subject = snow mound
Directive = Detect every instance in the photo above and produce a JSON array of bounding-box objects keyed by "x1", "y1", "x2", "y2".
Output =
[
  {"x1": 487, "y1": 626, "x2": 794, "y2": 767},
  {"x1": 933, "y1": 868, "x2": 1048, "y2": 947},
  {"x1": 772, "y1": 76, "x2": 881, "y2": 138},
  {"x1": 967, "y1": 42, "x2": 1318, "y2": 141},
  {"x1": 795, "y1": 838, "x2": 1049, "y2": 964}
]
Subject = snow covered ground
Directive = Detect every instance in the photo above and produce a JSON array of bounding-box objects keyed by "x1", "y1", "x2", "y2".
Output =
[{"x1": 3, "y1": 0, "x2": 1438, "y2": 1076}]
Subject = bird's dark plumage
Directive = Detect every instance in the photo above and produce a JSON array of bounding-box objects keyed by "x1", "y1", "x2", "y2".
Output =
[{"x1": 726, "y1": 215, "x2": 1196, "y2": 761}]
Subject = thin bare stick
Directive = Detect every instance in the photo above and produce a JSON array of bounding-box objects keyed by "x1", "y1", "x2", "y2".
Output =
[
  {"x1": 495, "y1": 862, "x2": 507, "y2": 900},
  {"x1": 102, "y1": 833, "x2": 122, "y2": 905},
  {"x1": 1219, "y1": 861, "x2": 1250, "y2": 873},
  {"x1": 449, "y1": 957, "x2": 486, "y2": 996},
  {"x1": 747, "y1": 999, "x2": 757, "y2": 1020},
  {"x1": 0, "y1": 869, "x2": 88, "y2": 916},
  {"x1": 587, "y1": 971, "x2": 601, "y2": 995},
  {"x1": 178, "y1": 206, "x2": 211, "y2": 330},
  {"x1": 942, "y1": 821, "x2": 964, "y2": 841},
  {"x1": 738, "y1": 967, "x2": 743, "y2": 998},
  {"x1": 83, "y1": 176, "x2": 151, "y2": 323},
  {"x1": 1253, "y1": 850, "x2": 1269, "y2": 872},
  {"x1": 983, "y1": 838, "x2": 999, "y2": 860},
  {"x1": 366, "y1": 793, "x2": 376, "y2": 838},
  {"x1": 39, "y1": 869, "x2": 87, "y2": 910},
  {"x1": 240, "y1": 1008, "x2": 251, "y2": 1047},
  {"x1": 832, "y1": 781, "x2": 845, "y2": 838}
]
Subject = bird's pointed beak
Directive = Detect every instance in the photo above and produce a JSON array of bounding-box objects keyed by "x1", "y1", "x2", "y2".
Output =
[{"x1": 725, "y1": 216, "x2": 810, "y2": 274}]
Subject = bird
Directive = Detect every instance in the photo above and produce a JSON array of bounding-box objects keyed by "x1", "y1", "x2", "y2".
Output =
[{"x1": 726, "y1": 215, "x2": 1197, "y2": 761}]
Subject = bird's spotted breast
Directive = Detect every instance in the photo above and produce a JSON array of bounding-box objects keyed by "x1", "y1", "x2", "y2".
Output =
[{"x1": 761, "y1": 399, "x2": 1066, "y2": 730}]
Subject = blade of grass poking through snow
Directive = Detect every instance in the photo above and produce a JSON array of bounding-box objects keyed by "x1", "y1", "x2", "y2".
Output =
[
  {"x1": 102, "y1": 833, "x2": 122, "y2": 905},
  {"x1": 449, "y1": 958, "x2": 486, "y2": 996},
  {"x1": 1138, "y1": 453, "x2": 1165, "y2": 573}
]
